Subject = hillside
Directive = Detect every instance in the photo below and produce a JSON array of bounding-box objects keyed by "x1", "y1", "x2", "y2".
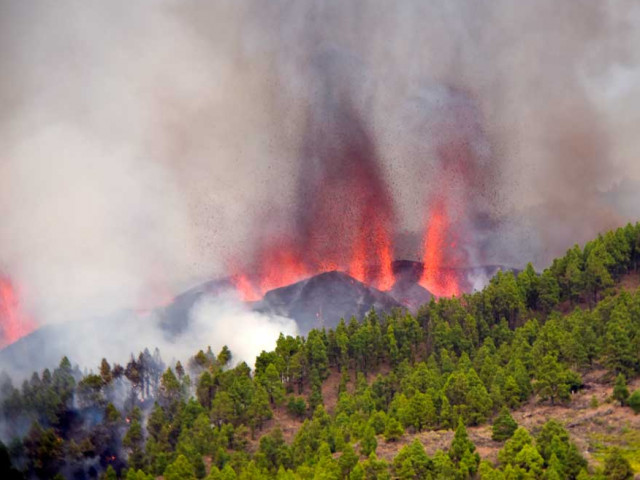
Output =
[{"x1": 2, "y1": 223, "x2": 640, "y2": 480}]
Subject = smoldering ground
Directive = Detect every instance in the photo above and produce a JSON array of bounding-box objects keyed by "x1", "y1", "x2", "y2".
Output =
[{"x1": 1, "y1": 1, "x2": 640, "y2": 359}]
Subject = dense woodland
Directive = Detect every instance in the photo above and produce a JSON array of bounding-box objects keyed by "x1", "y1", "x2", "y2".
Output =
[{"x1": 3, "y1": 223, "x2": 640, "y2": 479}]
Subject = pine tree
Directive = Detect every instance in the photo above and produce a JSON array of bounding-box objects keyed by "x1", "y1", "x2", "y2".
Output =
[
  {"x1": 338, "y1": 444, "x2": 359, "y2": 478},
  {"x1": 492, "y1": 407, "x2": 517, "y2": 441},
  {"x1": 613, "y1": 374, "x2": 630, "y2": 406},
  {"x1": 164, "y1": 454, "x2": 196, "y2": 480},
  {"x1": 360, "y1": 426, "x2": 378, "y2": 456},
  {"x1": 104, "y1": 465, "x2": 117, "y2": 480},
  {"x1": 605, "y1": 302, "x2": 637, "y2": 376},
  {"x1": 384, "y1": 417, "x2": 404, "y2": 442},
  {"x1": 449, "y1": 419, "x2": 480, "y2": 477}
]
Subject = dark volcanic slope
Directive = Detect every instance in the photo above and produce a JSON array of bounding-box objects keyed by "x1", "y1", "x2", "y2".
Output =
[
  {"x1": 254, "y1": 271, "x2": 402, "y2": 334},
  {"x1": 158, "y1": 278, "x2": 233, "y2": 336}
]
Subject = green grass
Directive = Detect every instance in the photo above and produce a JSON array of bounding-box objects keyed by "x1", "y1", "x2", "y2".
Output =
[{"x1": 589, "y1": 425, "x2": 640, "y2": 472}]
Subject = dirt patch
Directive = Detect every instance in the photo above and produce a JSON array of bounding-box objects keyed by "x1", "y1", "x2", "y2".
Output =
[
  {"x1": 372, "y1": 373, "x2": 640, "y2": 472},
  {"x1": 322, "y1": 367, "x2": 344, "y2": 413},
  {"x1": 619, "y1": 272, "x2": 640, "y2": 293}
]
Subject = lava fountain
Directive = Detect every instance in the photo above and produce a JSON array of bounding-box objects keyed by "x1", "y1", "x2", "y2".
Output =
[
  {"x1": 232, "y1": 76, "x2": 397, "y2": 300},
  {"x1": 0, "y1": 276, "x2": 35, "y2": 347},
  {"x1": 418, "y1": 196, "x2": 461, "y2": 297}
]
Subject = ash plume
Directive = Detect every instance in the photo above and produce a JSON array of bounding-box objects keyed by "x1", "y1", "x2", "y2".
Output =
[{"x1": 0, "y1": 0, "x2": 639, "y2": 349}]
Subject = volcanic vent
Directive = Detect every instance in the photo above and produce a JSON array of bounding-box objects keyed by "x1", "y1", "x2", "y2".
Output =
[{"x1": 226, "y1": 64, "x2": 494, "y2": 324}]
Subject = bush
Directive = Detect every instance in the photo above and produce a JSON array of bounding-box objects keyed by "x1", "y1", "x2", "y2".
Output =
[
  {"x1": 287, "y1": 396, "x2": 307, "y2": 419},
  {"x1": 613, "y1": 374, "x2": 629, "y2": 406},
  {"x1": 628, "y1": 389, "x2": 640, "y2": 414},
  {"x1": 603, "y1": 448, "x2": 633, "y2": 480}
]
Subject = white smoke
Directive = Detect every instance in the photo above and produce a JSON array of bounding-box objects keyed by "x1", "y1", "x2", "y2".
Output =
[
  {"x1": 188, "y1": 293, "x2": 298, "y2": 367},
  {"x1": 0, "y1": 291, "x2": 298, "y2": 379}
]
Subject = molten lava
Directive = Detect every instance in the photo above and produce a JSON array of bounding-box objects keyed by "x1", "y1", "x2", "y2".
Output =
[
  {"x1": 232, "y1": 99, "x2": 397, "y2": 301},
  {"x1": 418, "y1": 198, "x2": 461, "y2": 297},
  {"x1": 0, "y1": 277, "x2": 35, "y2": 348}
]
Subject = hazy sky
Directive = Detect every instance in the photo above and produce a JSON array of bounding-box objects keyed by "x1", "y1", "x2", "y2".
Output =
[{"x1": 1, "y1": 0, "x2": 640, "y2": 327}]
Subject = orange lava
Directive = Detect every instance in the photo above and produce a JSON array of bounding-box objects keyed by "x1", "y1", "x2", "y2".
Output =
[
  {"x1": 257, "y1": 248, "x2": 310, "y2": 294},
  {"x1": 232, "y1": 220, "x2": 396, "y2": 302},
  {"x1": 419, "y1": 198, "x2": 461, "y2": 297},
  {"x1": 348, "y1": 214, "x2": 395, "y2": 290},
  {"x1": 0, "y1": 277, "x2": 36, "y2": 348},
  {"x1": 231, "y1": 273, "x2": 262, "y2": 302}
]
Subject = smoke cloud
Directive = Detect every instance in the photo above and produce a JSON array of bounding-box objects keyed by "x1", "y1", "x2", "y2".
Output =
[
  {"x1": 1, "y1": 0, "x2": 640, "y2": 349},
  {"x1": 0, "y1": 291, "x2": 298, "y2": 379}
]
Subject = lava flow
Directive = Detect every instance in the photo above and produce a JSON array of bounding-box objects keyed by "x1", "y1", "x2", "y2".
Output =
[{"x1": 0, "y1": 276, "x2": 36, "y2": 348}]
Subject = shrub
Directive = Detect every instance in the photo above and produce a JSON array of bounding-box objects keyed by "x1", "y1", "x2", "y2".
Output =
[{"x1": 628, "y1": 389, "x2": 640, "y2": 414}]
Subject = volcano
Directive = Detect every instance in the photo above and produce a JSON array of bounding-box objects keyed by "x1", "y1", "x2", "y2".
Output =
[
  {"x1": 0, "y1": 261, "x2": 514, "y2": 376},
  {"x1": 254, "y1": 271, "x2": 402, "y2": 334},
  {"x1": 156, "y1": 261, "x2": 512, "y2": 336}
]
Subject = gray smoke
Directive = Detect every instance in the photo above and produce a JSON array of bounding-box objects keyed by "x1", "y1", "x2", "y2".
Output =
[{"x1": 0, "y1": 0, "x2": 639, "y2": 340}]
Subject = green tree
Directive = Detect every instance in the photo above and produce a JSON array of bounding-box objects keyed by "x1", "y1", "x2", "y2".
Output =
[
  {"x1": 100, "y1": 358, "x2": 113, "y2": 385},
  {"x1": 286, "y1": 396, "x2": 307, "y2": 419},
  {"x1": 492, "y1": 407, "x2": 517, "y2": 441},
  {"x1": 498, "y1": 427, "x2": 534, "y2": 466},
  {"x1": 259, "y1": 364, "x2": 285, "y2": 406},
  {"x1": 613, "y1": 374, "x2": 629, "y2": 406},
  {"x1": 104, "y1": 465, "x2": 117, "y2": 480},
  {"x1": 211, "y1": 391, "x2": 235, "y2": 427},
  {"x1": 306, "y1": 331, "x2": 329, "y2": 380},
  {"x1": 535, "y1": 420, "x2": 586, "y2": 479},
  {"x1": 603, "y1": 448, "x2": 633, "y2": 480},
  {"x1": 584, "y1": 242, "x2": 614, "y2": 303},
  {"x1": 393, "y1": 439, "x2": 432, "y2": 480},
  {"x1": 159, "y1": 368, "x2": 182, "y2": 408},
  {"x1": 534, "y1": 354, "x2": 573, "y2": 404},
  {"x1": 517, "y1": 263, "x2": 540, "y2": 310},
  {"x1": 408, "y1": 392, "x2": 437, "y2": 431},
  {"x1": 218, "y1": 346, "x2": 232, "y2": 367},
  {"x1": 123, "y1": 410, "x2": 146, "y2": 471},
  {"x1": 449, "y1": 418, "x2": 480, "y2": 477},
  {"x1": 339, "y1": 444, "x2": 359, "y2": 478},
  {"x1": 360, "y1": 426, "x2": 378, "y2": 457},
  {"x1": 604, "y1": 302, "x2": 637, "y2": 376},
  {"x1": 539, "y1": 270, "x2": 561, "y2": 312},
  {"x1": 256, "y1": 428, "x2": 291, "y2": 473},
  {"x1": 24, "y1": 423, "x2": 64, "y2": 478},
  {"x1": 628, "y1": 389, "x2": 640, "y2": 414},
  {"x1": 247, "y1": 385, "x2": 273, "y2": 435},
  {"x1": 384, "y1": 417, "x2": 404, "y2": 442},
  {"x1": 164, "y1": 454, "x2": 196, "y2": 480}
]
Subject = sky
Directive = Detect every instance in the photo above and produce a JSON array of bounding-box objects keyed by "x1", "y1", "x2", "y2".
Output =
[{"x1": 1, "y1": 0, "x2": 640, "y2": 331}]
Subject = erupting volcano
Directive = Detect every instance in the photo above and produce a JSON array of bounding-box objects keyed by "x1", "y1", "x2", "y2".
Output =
[
  {"x1": 227, "y1": 67, "x2": 502, "y2": 303},
  {"x1": 231, "y1": 81, "x2": 403, "y2": 301},
  {"x1": 229, "y1": 80, "x2": 491, "y2": 303},
  {"x1": 0, "y1": 277, "x2": 35, "y2": 348}
]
